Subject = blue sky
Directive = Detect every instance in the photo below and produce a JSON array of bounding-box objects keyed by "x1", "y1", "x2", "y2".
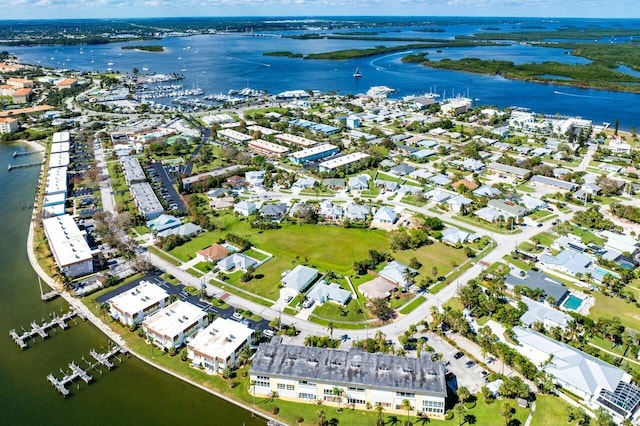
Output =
[{"x1": 1, "y1": 0, "x2": 639, "y2": 20}]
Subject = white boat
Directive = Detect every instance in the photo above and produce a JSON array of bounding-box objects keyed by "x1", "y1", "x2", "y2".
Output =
[
  {"x1": 142, "y1": 66, "x2": 150, "y2": 71},
  {"x1": 107, "y1": 62, "x2": 114, "y2": 66},
  {"x1": 353, "y1": 67, "x2": 362, "y2": 78}
]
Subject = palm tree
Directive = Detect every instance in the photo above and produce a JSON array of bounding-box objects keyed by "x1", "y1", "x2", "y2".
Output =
[
  {"x1": 456, "y1": 386, "x2": 470, "y2": 405},
  {"x1": 250, "y1": 379, "x2": 256, "y2": 405},
  {"x1": 402, "y1": 268, "x2": 415, "y2": 288},
  {"x1": 332, "y1": 386, "x2": 344, "y2": 411},
  {"x1": 454, "y1": 403, "x2": 466, "y2": 426},
  {"x1": 401, "y1": 398, "x2": 412, "y2": 426},
  {"x1": 327, "y1": 321, "x2": 335, "y2": 339},
  {"x1": 431, "y1": 266, "x2": 439, "y2": 281},
  {"x1": 316, "y1": 408, "x2": 326, "y2": 426},
  {"x1": 375, "y1": 402, "x2": 385, "y2": 426},
  {"x1": 500, "y1": 402, "x2": 514, "y2": 426}
]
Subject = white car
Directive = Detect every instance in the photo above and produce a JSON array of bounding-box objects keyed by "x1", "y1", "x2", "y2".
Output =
[{"x1": 232, "y1": 312, "x2": 243, "y2": 320}]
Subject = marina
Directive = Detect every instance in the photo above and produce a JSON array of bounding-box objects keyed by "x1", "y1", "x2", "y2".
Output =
[{"x1": 9, "y1": 307, "x2": 87, "y2": 349}]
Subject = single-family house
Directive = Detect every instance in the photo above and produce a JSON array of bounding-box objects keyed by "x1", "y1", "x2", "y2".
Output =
[
  {"x1": 505, "y1": 270, "x2": 569, "y2": 305},
  {"x1": 306, "y1": 281, "x2": 352, "y2": 306},
  {"x1": 512, "y1": 326, "x2": 640, "y2": 421},
  {"x1": 447, "y1": 195, "x2": 473, "y2": 213},
  {"x1": 292, "y1": 177, "x2": 318, "y2": 190},
  {"x1": 389, "y1": 163, "x2": 415, "y2": 176},
  {"x1": 475, "y1": 207, "x2": 503, "y2": 223},
  {"x1": 245, "y1": 170, "x2": 265, "y2": 187},
  {"x1": 519, "y1": 297, "x2": 573, "y2": 330},
  {"x1": 345, "y1": 203, "x2": 371, "y2": 221},
  {"x1": 234, "y1": 201, "x2": 257, "y2": 217},
  {"x1": 473, "y1": 185, "x2": 501, "y2": 198},
  {"x1": 539, "y1": 250, "x2": 596, "y2": 281},
  {"x1": 441, "y1": 227, "x2": 478, "y2": 246},
  {"x1": 488, "y1": 199, "x2": 528, "y2": 218},
  {"x1": 146, "y1": 214, "x2": 181, "y2": 233},
  {"x1": 282, "y1": 265, "x2": 319, "y2": 293},
  {"x1": 196, "y1": 244, "x2": 232, "y2": 263},
  {"x1": 157, "y1": 223, "x2": 203, "y2": 239},
  {"x1": 372, "y1": 206, "x2": 398, "y2": 225},
  {"x1": 260, "y1": 203, "x2": 288, "y2": 221},
  {"x1": 217, "y1": 253, "x2": 258, "y2": 272},
  {"x1": 348, "y1": 175, "x2": 370, "y2": 191},
  {"x1": 319, "y1": 201, "x2": 344, "y2": 221},
  {"x1": 379, "y1": 261, "x2": 416, "y2": 289}
]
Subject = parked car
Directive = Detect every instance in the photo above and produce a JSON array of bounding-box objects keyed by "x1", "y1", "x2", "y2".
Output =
[
  {"x1": 465, "y1": 360, "x2": 475, "y2": 368},
  {"x1": 454, "y1": 352, "x2": 464, "y2": 359}
]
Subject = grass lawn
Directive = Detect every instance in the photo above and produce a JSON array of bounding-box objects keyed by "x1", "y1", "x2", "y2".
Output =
[
  {"x1": 502, "y1": 255, "x2": 532, "y2": 271},
  {"x1": 455, "y1": 215, "x2": 522, "y2": 235},
  {"x1": 564, "y1": 224, "x2": 605, "y2": 246},
  {"x1": 399, "y1": 296, "x2": 426, "y2": 314},
  {"x1": 311, "y1": 298, "x2": 371, "y2": 323},
  {"x1": 532, "y1": 232, "x2": 557, "y2": 247},
  {"x1": 529, "y1": 394, "x2": 573, "y2": 426},
  {"x1": 591, "y1": 291, "x2": 640, "y2": 332},
  {"x1": 529, "y1": 209, "x2": 554, "y2": 220},
  {"x1": 244, "y1": 249, "x2": 269, "y2": 261}
]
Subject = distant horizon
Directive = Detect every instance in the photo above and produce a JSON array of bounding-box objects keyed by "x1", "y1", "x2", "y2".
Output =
[
  {"x1": 3, "y1": 15, "x2": 640, "y2": 22},
  {"x1": 0, "y1": 0, "x2": 638, "y2": 21}
]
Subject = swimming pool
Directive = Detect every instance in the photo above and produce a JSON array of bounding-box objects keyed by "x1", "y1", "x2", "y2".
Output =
[
  {"x1": 563, "y1": 295, "x2": 584, "y2": 310},
  {"x1": 223, "y1": 243, "x2": 239, "y2": 252}
]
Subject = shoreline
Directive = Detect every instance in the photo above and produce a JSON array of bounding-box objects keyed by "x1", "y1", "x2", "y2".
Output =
[{"x1": 23, "y1": 173, "x2": 277, "y2": 424}]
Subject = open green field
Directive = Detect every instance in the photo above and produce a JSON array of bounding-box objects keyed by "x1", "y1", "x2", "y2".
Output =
[
  {"x1": 169, "y1": 213, "x2": 471, "y2": 305},
  {"x1": 529, "y1": 395, "x2": 574, "y2": 426},
  {"x1": 531, "y1": 231, "x2": 557, "y2": 247}
]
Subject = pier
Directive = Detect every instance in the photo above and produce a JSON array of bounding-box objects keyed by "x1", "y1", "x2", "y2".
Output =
[
  {"x1": 7, "y1": 160, "x2": 44, "y2": 171},
  {"x1": 13, "y1": 150, "x2": 39, "y2": 158},
  {"x1": 38, "y1": 277, "x2": 60, "y2": 301},
  {"x1": 9, "y1": 307, "x2": 86, "y2": 349},
  {"x1": 47, "y1": 345, "x2": 127, "y2": 396}
]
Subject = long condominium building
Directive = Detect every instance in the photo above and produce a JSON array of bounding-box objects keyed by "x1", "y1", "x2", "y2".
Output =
[
  {"x1": 42, "y1": 214, "x2": 93, "y2": 278},
  {"x1": 130, "y1": 182, "x2": 164, "y2": 219},
  {"x1": 249, "y1": 344, "x2": 447, "y2": 417}
]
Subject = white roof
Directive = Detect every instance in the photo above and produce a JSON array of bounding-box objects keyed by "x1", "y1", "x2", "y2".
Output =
[
  {"x1": 109, "y1": 281, "x2": 169, "y2": 316},
  {"x1": 218, "y1": 128, "x2": 251, "y2": 142},
  {"x1": 50, "y1": 142, "x2": 69, "y2": 154},
  {"x1": 249, "y1": 139, "x2": 290, "y2": 155},
  {"x1": 319, "y1": 152, "x2": 369, "y2": 170},
  {"x1": 52, "y1": 131, "x2": 70, "y2": 143},
  {"x1": 42, "y1": 214, "x2": 92, "y2": 267},
  {"x1": 188, "y1": 318, "x2": 252, "y2": 361},
  {"x1": 49, "y1": 152, "x2": 70, "y2": 168},
  {"x1": 513, "y1": 326, "x2": 624, "y2": 396},
  {"x1": 143, "y1": 300, "x2": 206, "y2": 338},
  {"x1": 45, "y1": 166, "x2": 67, "y2": 195}
]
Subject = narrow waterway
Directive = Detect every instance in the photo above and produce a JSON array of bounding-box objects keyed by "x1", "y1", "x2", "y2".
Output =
[{"x1": 0, "y1": 142, "x2": 264, "y2": 425}]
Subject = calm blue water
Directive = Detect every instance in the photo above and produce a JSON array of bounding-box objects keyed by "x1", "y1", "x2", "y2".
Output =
[{"x1": 4, "y1": 17, "x2": 640, "y2": 128}]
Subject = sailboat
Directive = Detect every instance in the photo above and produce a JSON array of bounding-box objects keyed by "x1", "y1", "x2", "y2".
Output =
[{"x1": 353, "y1": 67, "x2": 362, "y2": 78}]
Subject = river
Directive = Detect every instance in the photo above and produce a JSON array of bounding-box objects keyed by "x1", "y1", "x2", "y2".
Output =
[
  {"x1": 0, "y1": 142, "x2": 263, "y2": 425},
  {"x1": 4, "y1": 16, "x2": 640, "y2": 128}
]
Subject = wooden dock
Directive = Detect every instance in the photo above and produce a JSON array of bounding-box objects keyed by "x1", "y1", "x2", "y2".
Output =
[
  {"x1": 9, "y1": 308, "x2": 85, "y2": 349},
  {"x1": 47, "y1": 346, "x2": 126, "y2": 397},
  {"x1": 41, "y1": 290, "x2": 60, "y2": 301},
  {"x1": 13, "y1": 150, "x2": 38, "y2": 158},
  {"x1": 7, "y1": 161, "x2": 44, "y2": 171}
]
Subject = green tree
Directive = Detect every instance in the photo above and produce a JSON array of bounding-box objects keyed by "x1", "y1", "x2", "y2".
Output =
[
  {"x1": 401, "y1": 398, "x2": 412, "y2": 426},
  {"x1": 500, "y1": 402, "x2": 514, "y2": 426},
  {"x1": 327, "y1": 321, "x2": 335, "y2": 339},
  {"x1": 332, "y1": 386, "x2": 344, "y2": 411},
  {"x1": 375, "y1": 402, "x2": 385, "y2": 425}
]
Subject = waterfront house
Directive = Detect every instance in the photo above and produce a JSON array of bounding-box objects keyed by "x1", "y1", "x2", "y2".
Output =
[
  {"x1": 0, "y1": 117, "x2": 18, "y2": 133},
  {"x1": 187, "y1": 317, "x2": 253, "y2": 374},
  {"x1": 108, "y1": 280, "x2": 169, "y2": 327},
  {"x1": 249, "y1": 344, "x2": 447, "y2": 417},
  {"x1": 142, "y1": 300, "x2": 207, "y2": 351}
]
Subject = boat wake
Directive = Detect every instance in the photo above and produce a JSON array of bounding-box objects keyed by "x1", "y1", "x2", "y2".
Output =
[{"x1": 553, "y1": 90, "x2": 594, "y2": 99}]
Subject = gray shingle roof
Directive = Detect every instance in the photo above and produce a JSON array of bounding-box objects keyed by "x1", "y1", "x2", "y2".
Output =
[{"x1": 250, "y1": 344, "x2": 447, "y2": 396}]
